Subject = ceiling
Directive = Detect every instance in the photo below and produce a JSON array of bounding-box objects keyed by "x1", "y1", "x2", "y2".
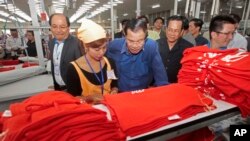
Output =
[
  {"x1": 0, "y1": 0, "x2": 178, "y2": 26},
  {"x1": 0, "y1": 0, "x2": 247, "y2": 27}
]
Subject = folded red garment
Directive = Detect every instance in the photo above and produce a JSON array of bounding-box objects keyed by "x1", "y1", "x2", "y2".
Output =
[
  {"x1": 0, "y1": 67, "x2": 15, "y2": 72},
  {"x1": 0, "y1": 112, "x2": 3, "y2": 133},
  {"x1": 0, "y1": 60, "x2": 19, "y2": 66},
  {"x1": 22, "y1": 62, "x2": 38, "y2": 68},
  {"x1": 2, "y1": 91, "x2": 125, "y2": 141},
  {"x1": 178, "y1": 46, "x2": 250, "y2": 117},
  {"x1": 103, "y1": 84, "x2": 214, "y2": 137}
]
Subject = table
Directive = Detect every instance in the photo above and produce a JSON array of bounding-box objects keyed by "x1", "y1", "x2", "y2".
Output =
[
  {"x1": 0, "y1": 74, "x2": 53, "y2": 111},
  {"x1": 127, "y1": 99, "x2": 240, "y2": 141}
]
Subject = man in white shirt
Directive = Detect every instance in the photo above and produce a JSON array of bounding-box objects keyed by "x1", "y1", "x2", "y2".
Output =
[
  {"x1": 5, "y1": 29, "x2": 24, "y2": 59},
  {"x1": 227, "y1": 13, "x2": 247, "y2": 52}
]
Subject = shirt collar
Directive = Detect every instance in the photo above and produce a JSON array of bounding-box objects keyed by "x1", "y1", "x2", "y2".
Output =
[
  {"x1": 54, "y1": 39, "x2": 65, "y2": 45},
  {"x1": 206, "y1": 41, "x2": 227, "y2": 50}
]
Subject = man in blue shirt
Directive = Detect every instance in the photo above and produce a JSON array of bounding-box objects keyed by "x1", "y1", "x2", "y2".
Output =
[{"x1": 107, "y1": 18, "x2": 169, "y2": 92}]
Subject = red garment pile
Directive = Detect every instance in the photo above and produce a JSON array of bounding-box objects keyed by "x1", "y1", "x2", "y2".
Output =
[
  {"x1": 0, "y1": 67, "x2": 15, "y2": 72},
  {"x1": 0, "y1": 91, "x2": 125, "y2": 141},
  {"x1": 178, "y1": 46, "x2": 250, "y2": 117},
  {"x1": 0, "y1": 60, "x2": 19, "y2": 66},
  {"x1": 22, "y1": 62, "x2": 38, "y2": 68},
  {"x1": 103, "y1": 84, "x2": 215, "y2": 137}
]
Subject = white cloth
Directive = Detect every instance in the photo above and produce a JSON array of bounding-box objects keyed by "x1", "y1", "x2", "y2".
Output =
[
  {"x1": 78, "y1": 19, "x2": 106, "y2": 43},
  {"x1": 18, "y1": 56, "x2": 48, "y2": 63},
  {"x1": 227, "y1": 31, "x2": 247, "y2": 52},
  {"x1": 53, "y1": 42, "x2": 65, "y2": 86},
  {"x1": 0, "y1": 66, "x2": 46, "y2": 86}
]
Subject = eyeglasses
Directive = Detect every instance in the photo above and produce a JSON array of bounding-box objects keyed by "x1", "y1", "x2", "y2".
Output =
[{"x1": 215, "y1": 31, "x2": 236, "y2": 36}]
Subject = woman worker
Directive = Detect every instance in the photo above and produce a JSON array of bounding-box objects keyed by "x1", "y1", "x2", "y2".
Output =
[{"x1": 66, "y1": 19, "x2": 118, "y2": 103}]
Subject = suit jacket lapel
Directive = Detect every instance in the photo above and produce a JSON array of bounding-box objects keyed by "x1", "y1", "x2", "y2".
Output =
[{"x1": 60, "y1": 35, "x2": 70, "y2": 65}]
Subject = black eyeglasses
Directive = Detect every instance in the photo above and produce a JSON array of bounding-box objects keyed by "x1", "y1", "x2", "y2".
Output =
[{"x1": 215, "y1": 31, "x2": 236, "y2": 36}]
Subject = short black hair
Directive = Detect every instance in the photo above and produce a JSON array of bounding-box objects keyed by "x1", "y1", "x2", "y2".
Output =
[
  {"x1": 49, "y1": 13, "x2": 70, "y2": 27},
  {"x1": 166, "y1": 15, "x2": 184, "y2": 29},
  {"x1": 209, "y1": 15, "x2": 236, "y2": 39},
  {"x1": 190, "y1": 18, "x2": 204, "y2": 31},
  {"x1": 137, "y1": 15, "x2": 149, "y2": 24},
  {"x1": 124, "y1": 18, "x2": 147, "y2": 36},
  {"x1": 153, "y1": 17, "x2": 164, "y2": 24},
  {"x1": 26, "y1": 30, "x2": 34, "y2": 36},
  {"x1": 180, "y1": 16, "x2": 189, "y2": 30},
  {"x1": 229, "y1": 13, "x2": 241, "y2": 23},
  {"x1": 10, "y1": 28, "x2": 17, "y2": 32},
  {"x1": 121, "y1": 19, "x2": 129, "y2": 26}
]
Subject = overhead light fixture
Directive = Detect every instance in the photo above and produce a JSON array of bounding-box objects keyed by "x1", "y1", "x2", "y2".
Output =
[
  {"x1": 0, "y1": 10, "x2": 9, "y2": 17},
  {"x1": 123, "y1": 13, "x2": 128, "y2": 16},
  {"x1": 235, "y1": 5, "x2": 243, "y2": 9},
  {"x1": 200, "y1": 11, "x2": 206, "y2": 14},
  {"x1": 152, "y1": 4, "x2": 160, "y2": 9}
]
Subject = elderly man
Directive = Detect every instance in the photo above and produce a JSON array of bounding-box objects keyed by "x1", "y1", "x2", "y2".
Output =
[
  {"x1": 48, "y1": 13, "x2": 83, "y2": 90},
  {"x1": 107, "y1": 18, "x2": 169, "y2": 92},
  {"x1": 157, "y1": 15, "x2": 193, "y2": 83}
]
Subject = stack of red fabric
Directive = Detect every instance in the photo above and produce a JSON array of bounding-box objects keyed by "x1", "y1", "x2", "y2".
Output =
[
  {"x1": 1, "y1": 91, "x2": 125, "y2": 141},
  {"x1": 103, "y1": 84, "x2": 215, "y2": 137},
  {"x1": 0, "y1": 67, "x2": 15, "y2": 72},
  {"x1": 22, "y1": 62, "x2": 38, "y2": 68},
  {"x1": 178, "y1": 46, "x2": 250, "y2": 117},
  {"x1": 0, "y1": 60, "x2": 19, "y2": 66}
]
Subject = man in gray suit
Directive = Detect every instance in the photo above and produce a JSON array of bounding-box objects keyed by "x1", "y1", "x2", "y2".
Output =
[{"x1": 48, "y1": 13, "x2": 83, "y2": 90}]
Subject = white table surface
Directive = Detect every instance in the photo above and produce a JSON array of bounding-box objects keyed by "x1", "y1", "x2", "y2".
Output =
[{"x1": 0, "y1": 74, "x2": 53, "y2": 102}]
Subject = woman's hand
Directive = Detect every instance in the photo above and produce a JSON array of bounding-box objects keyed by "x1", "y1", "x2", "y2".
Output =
[{"x1": 110, "y1": 87, "x2": 118, "y2": 94}]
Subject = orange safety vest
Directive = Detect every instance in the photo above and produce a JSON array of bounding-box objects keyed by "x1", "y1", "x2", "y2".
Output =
[{"x1": 71, "y1": 57, "x2": 112, "y2": 96}]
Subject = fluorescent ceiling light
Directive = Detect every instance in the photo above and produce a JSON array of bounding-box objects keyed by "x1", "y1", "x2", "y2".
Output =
[
  {"x1": 69, "y1": 3, "x2": 93, "y2": 23},
  {"x1": 152, "y1": 4, "x2": 160, "y2": 9},
  {"x1": 235, "y1": 5, "x2": 243, "y2": 8},
  {"x1": 9, "y1": 16, "x2": 25, "y2": 23},
  {"x1": 73, "y1": 0, "x2": 124, "y2": 22},
  {"x1": 200, "y1": 11, "x2": 206, "y2": 14},
  {"x1": 123, "y1": 13, "x2": 128, "y2": 16},
  {"x1": 0, "y1": 18, "x2": 10, "y2": 22},
  {"x1": 114, "y1": 0, "x2": 123, "y2": 4},
  {"x1": 0, "y1": 10, "x2": 9, "y2": 17},
  {"x1": 15, "y1": 11, "x2": 32, "y2": 21},
  {"x1": 87, "y1": 0, "x2": 99, "y2": 3},
  {"x1": 3, "y1": 3, "x2": 32, "y2": 22}
]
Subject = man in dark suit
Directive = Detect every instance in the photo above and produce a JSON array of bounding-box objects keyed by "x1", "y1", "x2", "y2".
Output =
[
  {"x1": 157, "y1": 15, "x2": 193, "y2": 83},
  {"x1": 48, "y1": 13, "x2": 83, "y2": 90},
  {"x1": 114, "y1": 19, "x2": 129, "y2": 38}
]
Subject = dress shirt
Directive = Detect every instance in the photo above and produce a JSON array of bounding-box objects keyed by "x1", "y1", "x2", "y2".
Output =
[{"x1": 107, "y1": 38, "x2": 168, "y2": 92}]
